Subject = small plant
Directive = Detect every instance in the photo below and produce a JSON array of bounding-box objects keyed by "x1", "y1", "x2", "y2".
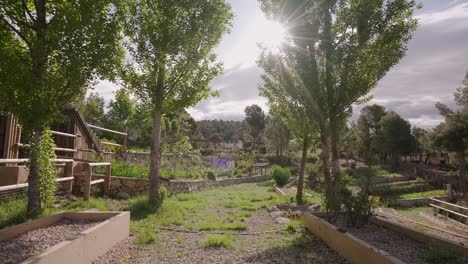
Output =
[
  {"x1": 285, "y1": 218, "x2": 303, "y2": 233},
  {"x1": 271, "y1": 165, "x2": 291, "y2": 187},
  {"x1": 207, "y1": 170, "x2": 216, "y2": 180},
  {"x1": 424, "y1": 243, "x2": 457, "y2": 264},
  {"x1": 204, "y1": 234, "x2": 234, "y2": 248},
  {"x1": 130, "y1": 193, "x2": 165, "y2": 219},
  {"x1": 134, "y1": 226, "x2": 157, "y2": 245}
]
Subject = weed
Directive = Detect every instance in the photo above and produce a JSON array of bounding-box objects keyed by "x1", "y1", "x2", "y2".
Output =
[
  {"x1": 134, "y1": 226, "x2": 157, "y2": 244},
  {"x1": 204, "y1": 234, "x2": 234, "y2": 248},
  {"x1": 424, "y1": 243, "x2": 457, "y2": 264}
]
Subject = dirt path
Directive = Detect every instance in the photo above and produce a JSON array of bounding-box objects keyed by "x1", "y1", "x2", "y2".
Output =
[{"x1": 96, "y1": 182, "x2": 347, "y2": 264}]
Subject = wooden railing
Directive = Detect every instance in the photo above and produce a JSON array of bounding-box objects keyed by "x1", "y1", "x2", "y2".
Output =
[
  {"x1": 429, "y1": 198, "x2": 468, "y2": 224},
  {"x1": 82, "y1": 162, "x2": 111, "y2": 201}
]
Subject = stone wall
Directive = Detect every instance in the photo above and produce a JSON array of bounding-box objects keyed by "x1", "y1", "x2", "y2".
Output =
[{"x1": 96, "y1": 174, "x2": 271, "y2": 199}]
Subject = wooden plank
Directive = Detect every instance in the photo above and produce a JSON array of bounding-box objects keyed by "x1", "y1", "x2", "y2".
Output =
[
  {"x1": 101, "y1": 141, "x2": 124, "y2": 147},
  {"x1": 84, "y1": 163, "x2": 91, "y2": 201},
  {"x1": 90, "y1": 179, "x2": 105, "y2": 185},
  {"x1": 86, "y1": 124, "x2": 127, "y2": 136},
  {"x1": 50, "y1": 130, "x2": 80, "y2": 138},
  {"x1": 430, "y1": 198, "x2": 468, "y2": 212},
  {"x1": 430, "y1": 204, "x2": 468, "y2": 219},
  {"x1": 88, "y1": 162, "x2": 111, "y2": 167},
  {"x1": 54, "y1": 147, "x2": 77, "y2": 153},
  {"x1": 0, "y1": 177, "x2": 74, "y2": 192}
]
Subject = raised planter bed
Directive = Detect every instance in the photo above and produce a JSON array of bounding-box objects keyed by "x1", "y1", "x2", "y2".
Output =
[
  {"x1": 305, "y1": 212, "x2": 468, "y2": 264},
  {"x1": 0, "y1": 211, "x2": 129, "y2": 264}
]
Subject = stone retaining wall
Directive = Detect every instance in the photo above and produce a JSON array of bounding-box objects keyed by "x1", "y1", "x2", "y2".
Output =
[{"x1": 96, "y1": 174, "x2": 271, "y2": 199}]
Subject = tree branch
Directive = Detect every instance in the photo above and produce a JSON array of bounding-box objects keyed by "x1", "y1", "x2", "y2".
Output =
[{"x1": 0, "y1": 16, "x2": 31, "y2": 47}]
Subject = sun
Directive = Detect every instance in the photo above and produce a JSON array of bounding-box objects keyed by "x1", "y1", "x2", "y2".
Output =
[{"x1": 257, "y1": 20, "x2": 287, "y2": 49}]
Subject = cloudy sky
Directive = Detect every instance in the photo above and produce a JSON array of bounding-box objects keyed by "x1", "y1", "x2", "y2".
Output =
[{"x1": 98, "y1": 0, "x2": 468, "y2": 129}]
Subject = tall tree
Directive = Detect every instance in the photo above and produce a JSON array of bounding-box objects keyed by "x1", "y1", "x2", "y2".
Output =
[
  {"x1": 265, "y1": 114, "x2": 290, "y2": 159},
  {"x1": 258, "y1": 49, "x2": 317, "y2": 205},
  {"x1": 433, "y1": 73, "x2": 468, "y2": 197},
  {"x1": 123, "y1": 0, "x2": 233, "y2": 203},
  {"x1": 259, "y1": 0, "x2": 418, "y2": 217},
  {"x1": 378, "y1": 111, "x2": 415, "y2": 171},
  {"x1": 105, "y1": 88, "x2": 136, "y2": 132},
  {"x1": 355, "y1": 104, "x2": 387, "y2": 164},
  {"x1": 75, "y1": 92, "x2": 106, "y2": 126},
  {"x1": 244, "y1": 104, "x2": 266, "y2": 150},
  {"x1": 0, "y1": 0, "x2": 124, "y2": 216}
]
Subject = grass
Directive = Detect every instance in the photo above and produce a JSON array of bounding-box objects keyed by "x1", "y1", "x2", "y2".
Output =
[
  {"x1": 0, "y1": 196, "x2": 112, "y2": 229},
  {"x1": 424, "y1": 243, "x2": 457, "y2": 264},
  {"x1": 398, "y1": 189, "x2": 446, "y2": 199},
  {"x1": 285, "y1": 218, "x2": 304, "y2": 233},
  {"x1": 204, "y1": 234, "x2": 234, "y2": 248}
]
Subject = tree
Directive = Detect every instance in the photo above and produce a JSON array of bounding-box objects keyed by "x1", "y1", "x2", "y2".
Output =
[
  {"x1": 123, "y1": 0, "x2": 233, "y2": 203},
  {"x1": 259, "y1": 0, "x2": 419, "y2": 217},
  {"x1": 355, "y1": 104, "x2": 387, "y2": 164},
  {"x1": 378, "y1": 111, "x2": 415, "y2": 171},
  {"x1": 105, "y1": 88, "x2": 136, "y2": 132},
  {"x1": 433, "y1": 73, "x2": 468, "y2": 197},
  {"x1": 76, "y1": 92, "x2": 106, "y2": 126},
  {"x1": 244, "y1": 105, "x2": 266, "y2": 150},
  {"x1": 265, "y1": 114, "x2": 290, "y2": 159},
  {"x1": 258, "y1": 49, "x2": 317, "y2": 205},
  {"x1": 0, "y1": 0, "x2": 124, "y2": 216}
]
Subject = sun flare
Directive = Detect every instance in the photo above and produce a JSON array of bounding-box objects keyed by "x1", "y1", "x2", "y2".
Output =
[{"x1": 257, "y1": 20, "x2": 287, "y2": 49}]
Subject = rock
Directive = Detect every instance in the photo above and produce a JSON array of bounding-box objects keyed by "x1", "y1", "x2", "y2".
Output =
[
  {"x1": 309, "y1": 204, "x2": 321, "y2": 211},
  {"x1": 125, "y1": 180, "x2": 137, "y2": 189},
  {"x1": 111, "y1": 179, "x2": 122, "y2": 188},
  {"x1": 117, "y1": 191, "x2": 131, "y2": 199},
  {"x1": 275, "y1": 217, "x2": 290, "y2": 224},
  {"x1": 269, "y1": 211, "x2": 285, "y2": 219},
  {"x1": 267, "y1": 206, "x2": 280, "y2": 212}
]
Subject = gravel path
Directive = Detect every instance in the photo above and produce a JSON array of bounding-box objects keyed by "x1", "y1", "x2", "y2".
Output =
[
  {"x1": 127, "y1": 210, "x2": 348, "y2": 264},
  {"x1": 0, "y1": 218, "x2": 99, "y2": 264},
  {"x1": 93, "y1": 237, "x2": 134, "y2": 264}
]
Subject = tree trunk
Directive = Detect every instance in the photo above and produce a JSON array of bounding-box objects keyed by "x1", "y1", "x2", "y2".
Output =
[
  {"x1": 296, "y1": 132, "x2": 308, "y2": 205},
  {"x1": 27, "y1": 129, "x2": 43, "y2": 216},
  {"x1": 149, "y1": 109, "x2": 162, "y2": 203},
  {"x1": 458, "y1": 151, "x2": 466, "y2": 198}
]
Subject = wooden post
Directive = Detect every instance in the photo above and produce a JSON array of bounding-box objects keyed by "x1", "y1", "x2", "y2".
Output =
[
  {"x1": 84, "y1": 163, "x2": 91, "y2": 201},
  {"x1": 104, "y1": 164, "x2": 111, "y2": 194},
  {"x1": 65, "y1": 161, "x2": 74, "y2": 199}
]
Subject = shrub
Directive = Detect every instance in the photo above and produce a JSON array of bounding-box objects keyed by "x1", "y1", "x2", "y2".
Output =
[
  {"x1": 271, "y1": 165, "x2": 291, "y2": 187},
  {"x1": 207, "y1": 171, "x2": 216, "y2": 180},
  {"x1": 424, "y1": 243, "x2": 457, "y2": 264},
  {"x1": 204, "y1": 234, "x2": 234, "y2": 248}
]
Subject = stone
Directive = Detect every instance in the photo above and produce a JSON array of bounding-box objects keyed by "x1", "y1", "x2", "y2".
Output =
[
  {"x1": 111, "y1": 179, "x2": 122, "y2": 188},
  {"x1": 117, "y1": 191, "x2": 131, "y2": 199},
  {"x1": 269, "y1": 211, "x2": 285, "y2": 219},
  {"x1": 308, "y1": 204, "x2": 321, "y2": 211},
  {"x1": 274, "y1": 217, "x2": 290, "y2": 224},
  {"x1": 267, "y1": 206, "x2": 280, "y2": 212},
  {"x1": 125, "y1": 180, "x2": 137, "y2": 189}
]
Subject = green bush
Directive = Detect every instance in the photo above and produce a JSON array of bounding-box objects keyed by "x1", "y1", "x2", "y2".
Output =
[
  {"x1": 271, "y1": 165, "x2": 291, "y2": 187},
  {"x1": 207, "y1": 171, "x2": 216, "y2": 180}
]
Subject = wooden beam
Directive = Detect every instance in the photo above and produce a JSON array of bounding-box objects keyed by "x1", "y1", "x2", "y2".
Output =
[
  {"x1": 86, "y1": 124, "x2": 127, "y2": 136},
  {"x1": 88, "y1": 162, "x2": 111, "y2": 167},
  {"x1": 50, "y1": 130, "x2": 80, "y2": 138},
  {"x1": 101, "y1": 141, "x2": 124, "y2": 148},
  {"x1": 430, "y1": 198, "x2": 468, "y2": 212},
  {"x1": 430, "y1": 204, "x2": 468, "y2": 219}
]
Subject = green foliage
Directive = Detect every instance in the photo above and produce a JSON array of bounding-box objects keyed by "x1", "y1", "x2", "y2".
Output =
[
  {"x1": 130, "y1": 192, "x2": 165, "y2": 220},
  {"x1": 34, "y1": 130, "x2": 58, "y2": 210},
  {"x1": 244, "y1": 105, "x2": 266, "y2": 148},
  {"x1": 424, "y1": 243, "x2": 457, "y2": 264},
  {"x1": 271, "y1": 165, "x2": 291, "y2": 187},
  {"x1": 265, "y1": 114, "x2": 291, "y2": 157},
  {"x1": 204, "y1": 234, "x2": 234, "y2": 248},
  {"x1": 285, "y1": 218, "x2": 303, "y2": 233},
  {"x1": 399, "y1": 190, "x2": 445, "y2": 199},
  {"x1": 207, "y1": 171, "x2": 216, "y2": 181},
  {"x1": 134, "y1": 225, "x2": 157, "y2": 245}
]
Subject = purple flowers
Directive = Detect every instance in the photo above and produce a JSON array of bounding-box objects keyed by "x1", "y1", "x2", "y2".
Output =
[{"x1": 209, "y1": 157, "x2": 233, "y2": 168}]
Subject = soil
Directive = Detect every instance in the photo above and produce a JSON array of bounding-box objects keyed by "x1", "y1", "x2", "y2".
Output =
[{"x1": 0, "y1": 218, "x2": 99, "y2": 264}]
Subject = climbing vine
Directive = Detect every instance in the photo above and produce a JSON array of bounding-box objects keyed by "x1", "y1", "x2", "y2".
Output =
[{"x1": 31, "y1": 129, "x2": 58, "y2": 210}]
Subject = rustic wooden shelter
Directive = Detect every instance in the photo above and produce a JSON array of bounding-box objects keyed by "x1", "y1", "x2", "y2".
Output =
[{"x1": 0, "y1": 109, "x2": 127, "y2": 199}]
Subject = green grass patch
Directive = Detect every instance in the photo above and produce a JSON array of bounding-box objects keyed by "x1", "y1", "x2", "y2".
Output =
[
  {"x1": 204, "y1": 234, "x2": 234, "y2": 248},
  {"x1": 285, "y1": 218, "x2": 304, "y2": 233},
  {"x1": 399, "y1": 190, "x2": 446, "y2": 199}
]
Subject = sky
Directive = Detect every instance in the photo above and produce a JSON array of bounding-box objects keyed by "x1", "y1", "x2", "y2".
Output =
[{"x1": 96, "y1": 0, "x2": 468, "y2": 129}]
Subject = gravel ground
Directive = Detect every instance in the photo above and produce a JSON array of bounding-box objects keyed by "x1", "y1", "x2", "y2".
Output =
[
  {"x1": 124, "y1": 210, "x2": 348, "y2": 264},
  {"x1": 93, "y1": 237, "x2": 135, "y2": 264},
  {"x1": 333, "y1": 216, "x2": 468, "y2": 264},
  {"x1": 0, "y1": 218, "x2": 99, "y2": 264}
]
